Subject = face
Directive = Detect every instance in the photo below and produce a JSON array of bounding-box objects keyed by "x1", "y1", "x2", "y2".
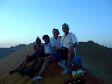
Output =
[
  {"x1": 52, "y1": 30, "x2": 59, "y2": 37},
  {"x1": 62, "y1": 26, "x2": 69, "y2": 34},
  {"x1": 36, "y1": 40, "x2": 41, "y2": 44},
  {"x1": 43, "y1": 37, "x2": 49, "y2": 43}
]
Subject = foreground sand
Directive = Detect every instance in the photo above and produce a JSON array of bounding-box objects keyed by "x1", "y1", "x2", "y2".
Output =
[
  {"x1": 0, "y1": 44, "x2": 109, "y2": 84},
  {"x1": 0, "y1": 56, "x2": 102, "y2": 84},
  {"x1": 0, "y1": 61, "x2": 102, "y2": 84}
]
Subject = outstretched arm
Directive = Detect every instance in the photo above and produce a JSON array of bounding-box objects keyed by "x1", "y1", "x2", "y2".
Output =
[{"x1": 68, "y1": 42, "x2": 78, "y2": 67}]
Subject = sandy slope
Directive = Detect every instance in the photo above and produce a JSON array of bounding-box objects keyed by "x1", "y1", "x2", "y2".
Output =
[
  {"x1": 0, "y1": 61, "x2": 73, "y2": 84},
  {"x1": 0, "y1": 43, "x2": 110, "y2": 84},
  {"x1": 0, "y1": 44, "x2": 34, "y2": 76},
  {"x1": 0, "y1": 43, "x2": 74, "y2": 84},
  {"x1": 0, "y1": 73, "x2": 73, "y2": 84},
  {"x1": 0, "y1": 58, "x2": 101, "y2": 84}
]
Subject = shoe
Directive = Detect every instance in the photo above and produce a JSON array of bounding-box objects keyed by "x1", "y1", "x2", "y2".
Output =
[
  {"x1": 9, "y1": 70, "x2": 16, "y2": 75},
  {"x1": 72, "y1": 69, "x2": 85, "y2": 78},
  {"x1": 32, "y1": 75, "x2": 44, "y2": 82}
]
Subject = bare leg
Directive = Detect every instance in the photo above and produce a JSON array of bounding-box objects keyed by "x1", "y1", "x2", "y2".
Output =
[
  {"x1": 9, "y1": 62, "x2": 26, "y2": 75},
  {"x1": 32, "y1": 56, "x2": 53, "y2": 81},
  {"x1": 9, "y1": 55, "x2": 31, "y2": 75},
  {"x1": 68, "y1": 47, "x2": 74, "y2": 64},
  {"x1": 34, "y1": 57, "x2": 44, "y2": 72},
  {"x1": 16, "y1": 55, "x2": 31, "y2": 71},
  {"x1": 38, "y1": 56, "x2": 50, "y2": 75}
]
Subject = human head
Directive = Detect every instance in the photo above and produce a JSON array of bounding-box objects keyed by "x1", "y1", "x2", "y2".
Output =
[
  {"x1": 42, "y1": 35, "x2": 50, "y2": 43},
  {"x1": 62, "y1": 23, "x2": 69, "y2": 34},
  {"x1": 52, "y1": 28, "x2": 60, "y2": 37},
  {"x1": 35, "y1": 37, "x2": 41, "y2": 44}
]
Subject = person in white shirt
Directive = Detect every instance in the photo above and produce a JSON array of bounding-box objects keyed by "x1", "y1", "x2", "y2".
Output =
[
  {"x1": 32, "y1": 35, "x2": 53, "y2": 81},
  {"x1": 43, "y1": 40, "x2": 52, "y2": 56},
  {"x1": 59, "y1": 23, "x2": 78, "y2": 74},
  {"x1": 50, "y1": 28, "x2": 62, "y2": 61},
  {"x1": 51, "y1": 28, "x2": 61, "y2": 51}
]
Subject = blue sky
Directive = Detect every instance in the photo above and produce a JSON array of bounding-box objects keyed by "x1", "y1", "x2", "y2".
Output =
[{"x1": 0, "y1": 0, "x2": 112, "y2": 48}]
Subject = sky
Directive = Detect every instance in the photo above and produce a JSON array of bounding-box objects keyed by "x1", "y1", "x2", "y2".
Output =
[{"x1": 0, "y1": 0, "x2": 112, "y2": 48}]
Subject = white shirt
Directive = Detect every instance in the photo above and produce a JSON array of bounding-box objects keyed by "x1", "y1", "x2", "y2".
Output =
[
  {"x1": 50, "y1": 37, "x2": 61, "y2": 49},
  {"x1": 61, "y1": 32, "x2": 78, "y2": 48},
  {"x1": 43, "y1": 42, "x2": 52, "y2": 54}
]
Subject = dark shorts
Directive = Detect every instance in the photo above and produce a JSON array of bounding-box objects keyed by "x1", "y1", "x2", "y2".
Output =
[
  {"x1": 45, "y1": 53, "x2": 52, "y2": 57},
  {"x1": 52, "y1": 48, "x2": 69, "y2": 61},
  {"x1": 34, "y1": 52, "x2": 45, "y2": 58}
]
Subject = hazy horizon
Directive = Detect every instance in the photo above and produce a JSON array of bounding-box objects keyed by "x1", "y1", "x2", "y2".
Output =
[
  {"x1": 0, "y1": 0, "x2": 112, "y2": 48},
  {"x1": 0, "y1": 40, "x2": 112, "y2": 48}
]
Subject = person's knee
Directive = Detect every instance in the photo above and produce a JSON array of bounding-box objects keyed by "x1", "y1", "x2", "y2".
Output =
[
  {"x1": 44, "y1": 57, "x2": 50, "y2": 64},
  {"x1": 68, "y1": 47, "x2": 74, "y2": 55}
]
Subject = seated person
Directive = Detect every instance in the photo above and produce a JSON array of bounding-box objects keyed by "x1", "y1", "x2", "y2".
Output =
[
  {"x1": 32, "y1": 35, "x2": 53, "y2": 81},
  {"x1": 50, "y1": 28, "x2": 61, "y2": 61},
  {"x1": 58, "y1": 23, "x2": 79, "y2": 74},
  {"x1": 9, "y1": 37, "x2": 45, "y2": 75}
]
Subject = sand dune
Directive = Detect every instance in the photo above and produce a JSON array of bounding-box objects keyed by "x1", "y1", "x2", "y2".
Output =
[
  {"x1": 0, "y1": 44, "x2": 34, "y2": 76},
  {"x1": 0, "y1": 43, "x2": 110, "y2": 84},
  {"x1": 0, "y1": 43, "x2": 74, "y2": 84}
]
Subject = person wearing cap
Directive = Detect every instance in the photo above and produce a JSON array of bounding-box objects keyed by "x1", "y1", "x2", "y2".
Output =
[{"x1": 58, "y1": 23, "x2": 78, "y2": 74}]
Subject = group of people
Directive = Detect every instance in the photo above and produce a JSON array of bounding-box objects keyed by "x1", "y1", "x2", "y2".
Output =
[{"x1": 9, "y1": 23, "x2": 82, "y2": 81}]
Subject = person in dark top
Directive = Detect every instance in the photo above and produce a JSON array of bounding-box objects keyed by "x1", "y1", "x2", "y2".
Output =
[
  {"x1": 34, "y1": 37, "x2": 45, "y2": 58},
  {"x1": 9, "y1": 37, "x2": 45, "y2": 75}
]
